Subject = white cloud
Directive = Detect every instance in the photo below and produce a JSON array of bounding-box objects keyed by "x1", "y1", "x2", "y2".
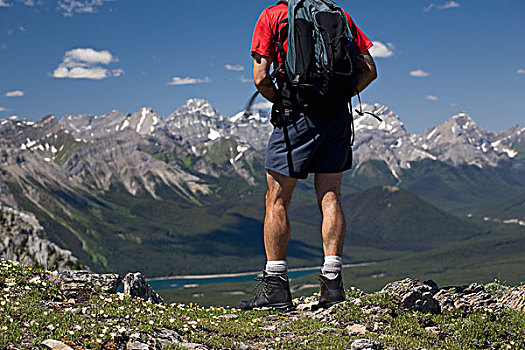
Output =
[
  {"x1": 53, "y1": 66, "x2": 108, "y2": 80},
  {"x1": 57, "y1": 0, "x2": 115, "y2": 16},
  {"x1": 225, "y1": 64, "x2": 244, "y2": 72},
  {"x1": 7, "y1": 26, "x2": 26, "y2": 35},
  {"x1": 425, "y1": 1, "x2": 460, "y2": 12},
  {"x1": 252, "y1": 101, "x2": 273, "y2": 110},
  {"x1": 239, "y1": 75, "x2": 251, "y2": 83},
  {"x1": 426, "y1": 95, "x2": 438, "y2": 101},
  {"x1": 112, "y1": 68, "x2": 124, "y2": 77},
  {"x1": 168, "y1": 76, "x2": 212, "y2": 86},
  {"x1": 0, "y1": 0, "x2": 40, "y2": 7},
  {"x1": 423, "y1": 4, "x2": 434, "y2": 12},
  {"x1": 0, "y1": 107, "x2": 7, "y2": 111},
  {"x1": 517, "y1": 69, "x2": 525, "y2": 75},
  {"x1": 64, "y1": 47, "x2": 114, "y2": 65},
  {"x1": 52, "y1": 48, "x2": 121, "y2": 80},
  {"x1": 410, "y1": 69, "x2": 431, "y2": 77},
  {"x1": 369, "y1": 41, "x2": 394, "y2": 58},
  {"x1": 5, "y1": 90, "x2": 24, "y2": 97},
  {"x1": 439, "y1": 1, "x2": 460, "y2": 9}
]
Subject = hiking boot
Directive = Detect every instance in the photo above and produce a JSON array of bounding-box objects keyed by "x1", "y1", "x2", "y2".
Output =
[
  {"x1": 318, "y1": 273, "x2": 346, "y2": 308},
  {"x1": 238, "y1": 272, "x2": 295, "y2": 311}
]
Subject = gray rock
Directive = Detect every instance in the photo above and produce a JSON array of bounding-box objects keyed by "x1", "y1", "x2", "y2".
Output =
[
  {"x1": 152, "y1": 328, "x2": 183, "y2": 348},
  {"x1": 499, "y1": 286, "x2": 525, "y2": 311},
  {"x1": 50, "y1": 270, "x2": 121, "y2": 301},
  {"x1": 382, "y1": 278, "x2": 441, "y2": 314},
  {"x1": 123, "y1": 272, "x2": 164, "y2": 304},
  {"x1": 41, "y1": 339, "x2": 74, "y2": 350},
  {"x1": 346, "y1": 324, "x2": 367, "y2": 336},
  {"x1": 296, "y1": 301, "x2": 320, "y2": 312},
  {"x1": 433, "y1": 282, "x2": 514, "y2": 312},
  {"x1": 351, "y1": 338, "x2": 383, "y2": 350},
  {"x1": 463, "y1": 283, "x2": 484, "y2": 294},
  {"x1": 55, "y1": 270, "x2": 121, "y2": 293},
  {"x1": 0, "y1": 203, "x2": 83, "y2": 271},
  {"x1": 126, "y1": 341, "x2": 150, "y2": 350}
]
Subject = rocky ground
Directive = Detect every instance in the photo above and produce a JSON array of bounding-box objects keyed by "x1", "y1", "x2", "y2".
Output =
[{"x1": 0, "y1": 259, "x2": 524, "y2": 349}]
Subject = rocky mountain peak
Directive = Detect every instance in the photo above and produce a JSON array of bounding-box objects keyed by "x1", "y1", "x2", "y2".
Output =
[
  {"x1": 451, "y1": 111, "x2": 475, "y2": 124},
  {"x1": 124, "y1": 107, "x2": 164, "y2": 136},
  {"x1": 171, "y1": 99, "x2": 219, "y2": 120},
  {"x1": 60, "y1": 110, "x2": 126, "y2": 140},
  {"x1": 353, "y1": 103, "x2": 407, "y2": 138},
  {"x1": 40, "y1": 114, "x2": 58, "y2": 125},
  {"x1": 422, "y1": 111, "x2": 486, "y2": 148}
]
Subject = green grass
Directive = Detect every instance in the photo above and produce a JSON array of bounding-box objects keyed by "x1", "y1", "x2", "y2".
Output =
[
  {"x1": 478, "y1": 191, "x2": 525, "y2": 221},
  {"x1": 3, "y1": 259, "x2": 523, "y2": 349}
]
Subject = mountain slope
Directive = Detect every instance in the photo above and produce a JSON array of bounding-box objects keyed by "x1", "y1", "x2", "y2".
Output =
[
  {"x1": 1, "y1": 99, "x2": 524, "y2": 277},
  {"x1": 478, "y1": 192, "x2": 525, "y2": 222}
]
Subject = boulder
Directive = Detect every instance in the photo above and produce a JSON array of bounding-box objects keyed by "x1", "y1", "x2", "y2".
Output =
[
  {"x1": 351, "y1": 339, "x2": 383, "y2": 350},
  {"x1": 41, "y1": 339, "x2": 74, "y2": 350},
  {"x1": 50, "y1": 270, "x2": 121, "y2": 301},
  {"x1": 123, "y1": 272, "x2": 164, "y2": 304},
  {"x1": 499, "y1": 286, "x2": 525, "y2": 311},
  {"x1": 434, "y1": 283, "x2": 503, "y2": 312},
  {"x1": 381, "y1": 278, "x2": 441, "y2": 314}
]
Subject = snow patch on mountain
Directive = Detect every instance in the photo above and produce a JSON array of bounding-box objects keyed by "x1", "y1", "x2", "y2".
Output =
[{"x1": 5, "y1": 99, "x2": 523, "y2": 183}]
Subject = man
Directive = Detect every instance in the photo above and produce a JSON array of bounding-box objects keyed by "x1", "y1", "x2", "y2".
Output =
[{"x1": 239, "y1": 0, "x2": 377, "y2": 311}]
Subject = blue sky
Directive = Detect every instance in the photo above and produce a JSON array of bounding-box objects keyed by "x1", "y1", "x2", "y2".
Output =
[{"x1": 0, "y1": 0, "x2": 523, "y2": 134}]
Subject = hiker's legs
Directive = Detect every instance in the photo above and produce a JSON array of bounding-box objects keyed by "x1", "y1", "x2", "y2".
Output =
[
  {"x1": 264, "y1": 170, "x2": 298, "y2": 261},
  {"x1": 314, "y1": 173, "x2": 346, "y2": 257},
  {"x1": 238, "y1": 170, "x2": 297, "y2": 311}
]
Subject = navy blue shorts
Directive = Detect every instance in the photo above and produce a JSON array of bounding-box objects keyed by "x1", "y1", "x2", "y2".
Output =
[{"x1": 265, "y1": 106, "x2": 353, "y2": 179}]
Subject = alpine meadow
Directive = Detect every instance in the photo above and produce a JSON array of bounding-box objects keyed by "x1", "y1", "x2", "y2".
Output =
[{"x1": 1, "y1": 0, "x2": 525, "y2": 349}]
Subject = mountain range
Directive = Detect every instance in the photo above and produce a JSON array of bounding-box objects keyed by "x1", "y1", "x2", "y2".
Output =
[{"x1": 0, "y1": 99, "x2": 524, "y2": 277}]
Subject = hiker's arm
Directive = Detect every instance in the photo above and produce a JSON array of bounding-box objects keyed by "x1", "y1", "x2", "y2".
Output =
[
  {"x1": 354, "y1": 51, "x2": 377, "y2": 95},
  {"x1": 253, "y1": 54, "x2": 277, "y2": 103}
]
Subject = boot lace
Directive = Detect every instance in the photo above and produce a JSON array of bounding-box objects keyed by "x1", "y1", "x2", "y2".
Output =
[{"x1": 249, "y1": 275, "x2": 270, "y2": 299}]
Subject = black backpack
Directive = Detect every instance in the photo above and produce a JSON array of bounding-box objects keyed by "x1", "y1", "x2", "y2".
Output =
[
  {"x1": 244, "y1": 0, "x2": 380, "y2": 125},
  {"x1": 276, "y1": 0, "x2": 361, "y2": 113}
]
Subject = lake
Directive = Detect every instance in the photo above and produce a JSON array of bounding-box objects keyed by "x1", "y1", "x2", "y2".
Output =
[{"x1": 132, "y1": 263, "x2": 371, "y2": 291}]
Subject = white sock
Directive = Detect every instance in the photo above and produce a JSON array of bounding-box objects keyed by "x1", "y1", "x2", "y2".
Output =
[
  {"x1": 322, "y1": 256, "x2": 342, "y2": 280},
  {"x1": 265, "y1": 260, "x2": 287, "y2": 279}
]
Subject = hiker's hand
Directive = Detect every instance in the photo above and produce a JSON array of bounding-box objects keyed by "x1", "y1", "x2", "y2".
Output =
[
  {"x1": 253, "y1": 54, "x2": 277, "y2": 103},
  {"x1": 354, "y1": 51, "x2": 377, "y2": 96}
]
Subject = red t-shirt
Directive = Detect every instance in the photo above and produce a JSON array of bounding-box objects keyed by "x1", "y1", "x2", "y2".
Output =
[{"x1": 251, "y1": 2, "x2": 373, "y2": 67}]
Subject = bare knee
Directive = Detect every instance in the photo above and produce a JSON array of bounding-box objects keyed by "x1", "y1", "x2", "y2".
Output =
[
  {"x1": 314, "y1": 173, "x2": 342, "y2": 210},
  {"x1": 265, "y1": 170, "x2": 297, "y2": 213},
  {"x1": 266, "y1": 190, "x2": 289, "y2": 214}
]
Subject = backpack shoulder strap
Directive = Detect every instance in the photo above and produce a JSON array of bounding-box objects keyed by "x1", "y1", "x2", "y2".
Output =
[{"x1": 270, "y1": 17, "x2": 289, "y2": 80}]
